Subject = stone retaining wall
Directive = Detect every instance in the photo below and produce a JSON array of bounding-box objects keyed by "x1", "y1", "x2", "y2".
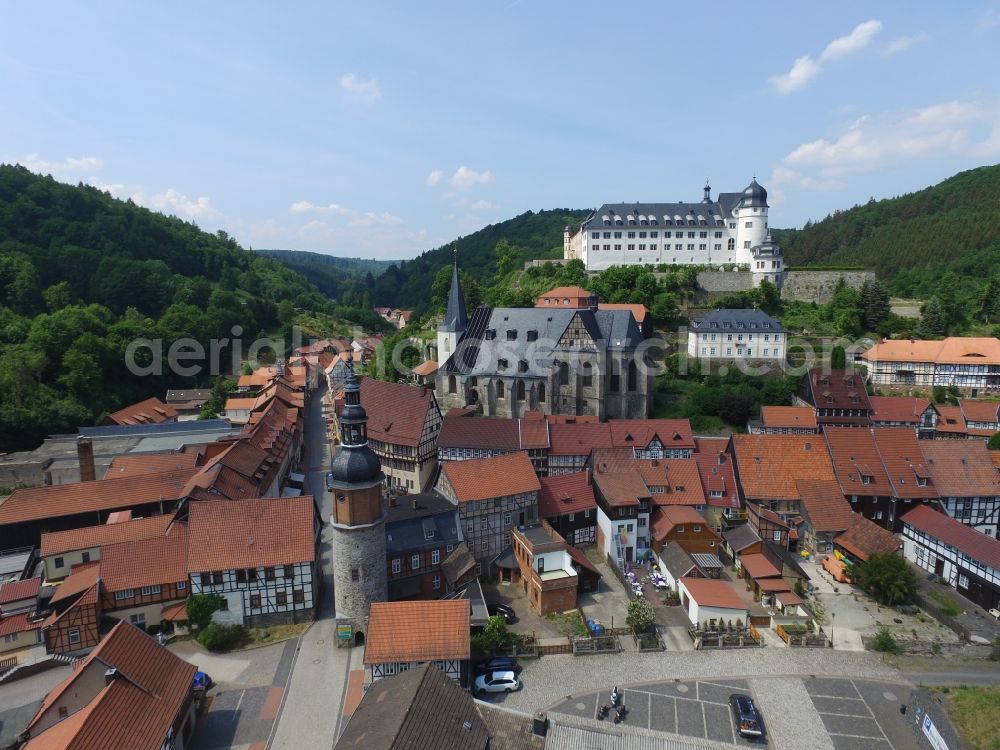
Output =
[{"x1": 781, "y1": 270, "x2": 876, "y2": 304}]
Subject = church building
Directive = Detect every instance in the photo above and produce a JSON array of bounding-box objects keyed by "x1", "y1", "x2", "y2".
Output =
[{"x1": 435, "y1": 262, "x2": 651, "y2": 420}]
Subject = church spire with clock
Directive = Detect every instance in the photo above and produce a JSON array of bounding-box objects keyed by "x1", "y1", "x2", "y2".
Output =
[{"x1": 329, "y1": 354, "x2": 388, "y2": 644}]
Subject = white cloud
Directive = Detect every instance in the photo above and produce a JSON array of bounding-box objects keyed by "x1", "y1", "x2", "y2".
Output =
[
  {"x1": 770, "y1": 97, "x2": 1000, "y2": 197},
  {"x1": 339, "y1": 73, "x2": 381, "y2": 101},
  {"x1": 449, "y1": 165, "x2": 494, "y2": 189},
  {"x1": 289, "y1": 200, "x2": 352, "y2": 216},
  {"x1": 819, "y1": 20, "x2": 882, "y2": 61},
  {"x1": 150, "y1": 188, "x2": 221, "y2": 220},
  {"x1": 18, "y1": 154, "x2": 102, "y2": 178},
  {"x1": 884, "y1": 31, "x2": 928, "y2": 56},
  {"x1": 351, "y1": 211, "x2": 403, "y2": 227},
  {"x1": 470, "y1": 199, "x2": 499, "y2": 210},
  {"x1": 770, "y1": 20, "x2": 881, "y2": 95},
  {"x1": 977, "y1": 9, "x2": 1000, "y2": 30},
  {"x1": 770, "y1": 56, "x2": 823, "y2": 95},
  {"x1": 426, "y1": 169, "x2": 443, "y2": 186}
]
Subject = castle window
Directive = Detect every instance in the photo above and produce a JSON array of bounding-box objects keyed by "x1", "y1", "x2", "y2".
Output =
[
  {"x1": 448, "y1": 376, "x2": 456, "y2": 394},
  {"x1": 351, "y1": 568, "x2": 360, "y2": 581},
  {"x1": 498, "y1": 358, "x2": 508, "y2": 369},
  {"x1": 497, "y1": 380, "x2": 505, "y2": 398},
  {"x1": 582, "y1": 362, "x2": 593, "y2": 387},
  {"x1": 745, "y1": 221, "x2": 753, "y2": 228},
  {"x1": 727, "y1": 238, "x2": 735, "y2": 251},
  {"x1": 518, "y1": 360, "x2": 528, "y2": 373}
]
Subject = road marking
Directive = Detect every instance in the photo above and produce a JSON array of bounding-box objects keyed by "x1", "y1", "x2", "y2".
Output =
[
  {"x1": 852, "y1": 679, "x2": 894, "y2": 750},
  {"x1": 233, "y1": 689, "x2": 245, "y2": 722},
  {"x1": 700, "y1": 700, "x2": 707, "y2": 739},
  {"x1": 647, "y1": 692, "x2": 651, "y2": 730}
]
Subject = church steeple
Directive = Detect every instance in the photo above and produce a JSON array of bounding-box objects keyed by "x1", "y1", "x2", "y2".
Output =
[
  {"x1": 330, "y1": 353, "x2": 382, "y2": 484},
  {"x1": 441, "y1": 254, "x2": 467, "y2": 333}
]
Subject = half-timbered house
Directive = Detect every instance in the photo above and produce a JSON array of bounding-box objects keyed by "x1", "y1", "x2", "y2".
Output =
[{"x1": 363, "y1": 600, "x2": 470, "y2": 686}]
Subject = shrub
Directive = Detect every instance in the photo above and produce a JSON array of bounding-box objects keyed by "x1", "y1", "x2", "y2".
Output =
[
  {"x1": 872, "y1": 626, "x2": 902, "y2": 655},
  {"x1": 198, "y1": 623, "x2": 247, "y2": 652},
  {"x1": 626, "y1": 598, "x2": 657, "y2": 633},
  {"x1": 471, "y1": 614, "x2": 515, "y2": 655},
  {"x1": 854, "y1": 553, "x2": 917, "y2": 606},
  {"x1": 187, "y1": 593, "x2": 225, "y2": 632}
]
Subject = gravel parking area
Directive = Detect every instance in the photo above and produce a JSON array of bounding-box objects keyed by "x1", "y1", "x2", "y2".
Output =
[{"x1": 804, "y1": 677, "x2": 921, "y2": 750}]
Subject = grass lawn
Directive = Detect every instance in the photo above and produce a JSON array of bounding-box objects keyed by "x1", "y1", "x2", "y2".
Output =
[
  {"x1": 939, "y1": 685, "x2": 1000, "y2": 750},
  {"x1": 544, "y1": 610, "x2": 589, "y2": 638},
  {"x1": 927, "y1": 588, "x2": 962, "y2": 617},
  {"x1": 245, "y1": 622, "x2": 311, "y2": 646}
]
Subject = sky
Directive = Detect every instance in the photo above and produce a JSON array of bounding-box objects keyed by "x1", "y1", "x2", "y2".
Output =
[{"x1": 2, "y1": 2, "x2": 1000, "y2": 260}]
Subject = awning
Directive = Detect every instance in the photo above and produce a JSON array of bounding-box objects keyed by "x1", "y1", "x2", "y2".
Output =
[
  {"x1": 490, "y1": 547, "x2": 518, "y2": 570},
  {"x1": 161, "y1": 600, "x2": 188, "y2": 622}
]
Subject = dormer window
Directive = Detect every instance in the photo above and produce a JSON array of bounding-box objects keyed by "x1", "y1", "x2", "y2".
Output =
[
  {"x1": 506, "y1": 330, "x2": 517, "y2": 341},
  {"x1": 527, "y1": 330, "x2": 538, "y2": 342},
  {"x1": 498, "y1": 358, "x2": 508, "y2": 369},
  {"x1": 518, "y1": 360, "x2": 528, "y2": 373},
  {"x1": 916, "y1": 477, "x2": 928, "y2": 487},
  {"x1": 861, "y1": 474, "x2": 873, "y2": 485},
  {"x1": 485, "y1": 329, "x2": 496, "y2": 341}
]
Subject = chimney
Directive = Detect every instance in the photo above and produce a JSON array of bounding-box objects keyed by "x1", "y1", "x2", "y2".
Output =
[
  {"x1": 104, "y1": 668, "x2": 118, "y2": 685},
  {"x1": 77, "y1": 437, "x2": 96, "y2": 482},
  {"x1": 532, "y1": 712, "x2": 549, "y2": 738}
]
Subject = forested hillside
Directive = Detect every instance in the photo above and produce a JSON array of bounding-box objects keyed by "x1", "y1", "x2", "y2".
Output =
[
  {"x1": 366, "y1": 209, "x2": 588, "y2": 312},
  {"x1": 774, "y1": 165, "x2": 1000, "y2": 296},
  {"x1": 0, "y1": 165, "x2": 372, "y2": 451},
  {"x1": 256, "y1": 249, "x2": 398, "y2": 300}
]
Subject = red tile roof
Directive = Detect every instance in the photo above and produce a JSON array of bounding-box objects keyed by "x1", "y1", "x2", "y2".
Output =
[
  {"x1": 100, "y1": 523, "x2": 188, "y2": 593},
  {"x1": 548, "y1": 422, "x2": 613, "y2": 456},
  {"x1": 591, "y1": 463, "x2": 650, "y2": 508},
  {"x1": 902, "y1": 505, "x2": 1000, "y2": 570},
  {"x1": 40, "y1": 514, "x2": 174, "y2": 558},
  {"x1": 104, "y1": 449, "x2": 202, "y2": 479},
  {"x1": 678, "y1": 578, "x2": 747, "y2": 610},
  {"x1": 872, "y1": 428, "x2": 939, "y2": 499},
  {"x1": 802, "y1": 368, "x2": 872, "y2": 414},
  {"x1": 935, "y1": 405, "x2": 967, "y2": 435},
  {"x1": 187, "y1": 496, "x2": 316, "y2": 572},
  {"x1": 868, "y1": 396, "x2": 931, "y2": 424},
  {"x1": 648, "y1": 460, "x2": 706, "y2": 506},
  {"x1": 598, "y1": 302, "x2": 649, "y2": 324},
  {"x1": 518, "y1": 419, "x2": 550, "y2": 450},
  {"x1": 105, "y1": 397, "x2": 178, "y2": 426},
  {"x1": 608, "y1": 419, "x2": 695, "y2": 450},
  {"x1": 535, "y1": 286, "x2": 595, "y2": 307},
  {"x1": 439, "y1": 453, "x2": 539, "y2": 503},
  {"x1": 438, "y1": 414, "x2": 520, "y2": 452},
  {"x1": 0, "y1": 576, "x2": 41, "y2": 605},
  {"x1": 776, "y1": 591, "x2": 803, "y2": 607},
  {"x1": 650, "y1": 507, "x2": 710, "y2": 541},
  {"x1": 824, "y1": 427, "x2": 891, "y2": 496},
  {"x1": 361, "y1": 378, "x2": 437, "y2": 448},
  {"x1": 0, "y1": 469, "x2": 199, "y2": 525},
  {"x1": 0, "y1": 611, "x2": 44, "y2": 637},
  {"x1": 24, "y1": 620, "x2": 197, "y2": 750},
  {"x1": 756, "y1": 578, "x2": 791, "y2": 592},
  {"x1": 760, "y1": 406, "x2": 817, "y2": 430},
  {"x1": 49, "y1": 563, "x2": 101, "y2": 605},
  {"x1": 919, "y1": 441, "x2": 1000, "y2": 498},
  {"x1": 364, "y1": 600, "x2": 470, "y2": 664},
  {"x1": 796, "y1": 479, "x2": 854, "y2": 533},
  {"x1": 863, "y1": 337, "x2": 1000, "y2": 366},
  {"x1": 411, "y1": 360, "x2": 439, "y2": 377},
  {"x1": 731, "y1": 434, "x2": 834, "y2": 501},
  {"x1": 537, "y1": 471, "x2": 596, "y2": 518},
  {"x1": 693, "y1": 440, "x2": 740, "y2": 509},
  {"x1": 834, "y1": 513, "x2": 901, "y2": 562},
  {"x1": 958, "y1": 399, "x2": 1000, "y2": 422},
  {"x1": 739, "y1": 553, "x2": 782, "y2": 579}
]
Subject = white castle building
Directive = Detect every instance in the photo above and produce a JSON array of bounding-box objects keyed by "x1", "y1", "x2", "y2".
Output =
[{"x1": 564, "y1": 179, "x2": 784, "y2": 285}]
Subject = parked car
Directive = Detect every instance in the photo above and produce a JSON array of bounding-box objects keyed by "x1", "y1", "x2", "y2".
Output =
[
  {"x1": 475, "y1": 656, "x2": 521, "y2": 675},
  {"x1": 729, "y1": 694, "x2": 764, "y2": 739},
  {"x1": 490, "y1": 603, "x2": 516, "y2": 624},
  {"x1": 474, "y1": 670, "x2": 521, "y2": 695}
]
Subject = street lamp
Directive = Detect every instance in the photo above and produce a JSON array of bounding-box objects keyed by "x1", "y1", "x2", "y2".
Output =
[{"x1": 831, "y1": 612, "x2": 836, "y2": 648}]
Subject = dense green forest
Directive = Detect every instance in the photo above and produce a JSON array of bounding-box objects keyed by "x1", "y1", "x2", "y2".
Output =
[
  {"x1": 0, "y1": 165, "x2": 382, "y2": 451},
  {"x1": 774, "y1": 165, "x2": 1000, "y2": 294},
  {"x1": 360, "y1": 209, "x2": 588, "y2": 312},
  {"x1": 256, "y1": 249, "x2": 398, "y2": 300}
]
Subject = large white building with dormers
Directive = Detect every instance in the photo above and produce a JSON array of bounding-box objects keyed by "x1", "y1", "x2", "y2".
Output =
[{"x1": 564, "y1": 179, "x2": 783, "y2": 283}]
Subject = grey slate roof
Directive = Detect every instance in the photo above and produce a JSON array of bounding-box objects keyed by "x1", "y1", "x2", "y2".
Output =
[
  {"x1": 441, "y1": 262, "x2": 468, "y2": 333},
  {"x1": 723, "y1": 523, "x2": 761, "y2": 552},
  {"x1": 385, "y1": 492, "x2": 461, "y2": 556},
  {"x1": 690, "y1": 553, "x2": 724, "y2": 570},
  {"x1": 334, "y1": 662, "x2": 488, "y2": 750},
  {"x1": 659, "y1": 541, "x2": 699, "y2": 579},
  {"x1": 475, "y1": 704, "x2": 545, "y2": 750},
  {"x1": 443, "y1": 306, "x2": 642, "y2": 376},
  {"x1": 689, "y1": 308, "x2": 784, "y2": 333},
  {"x1": 582, "y1": 200, "x2": 735, "y2": 231}
]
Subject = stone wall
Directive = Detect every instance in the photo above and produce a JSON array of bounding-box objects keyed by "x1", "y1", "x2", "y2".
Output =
[
  {"x1": 330, "y1": 521, "x2": 388, "y2": 633},
  {"x1": 780, "y1": 270, "x2": 875, "y2": 304},
  {"x1": 695, "y1": 270, "x2": 754, "y2": 294}
]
